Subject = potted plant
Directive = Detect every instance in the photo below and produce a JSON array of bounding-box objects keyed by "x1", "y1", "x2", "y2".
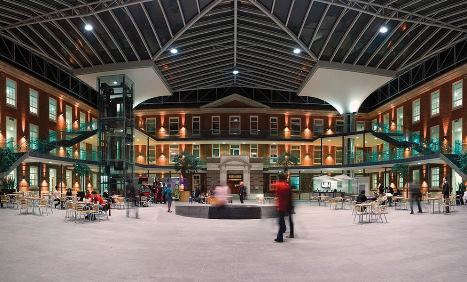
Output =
[
  {"x1": 174, "y1": 152, "x2": 201, "y2": 191},
  {"x1": 1, "y1": 177, "x2": 16, "y2": 193}
]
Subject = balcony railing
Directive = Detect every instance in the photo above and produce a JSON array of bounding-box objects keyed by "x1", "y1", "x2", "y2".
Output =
[{"x1": 143, "y1": 129, "x2": 321, "y2": 140}]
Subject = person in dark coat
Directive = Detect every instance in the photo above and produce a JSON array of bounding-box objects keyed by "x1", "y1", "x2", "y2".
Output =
[
  {"x1": 238, "y1": 181, "x2": 247, "y2": 204},
  {"x1": 378, "y1": 182, "x2": 384, "y2": 195},
  {"x1": 408, "y1": 182, "x2": 422, "y2": 214},
  {"x1": 442, "y1": 177, "x2": 450, "y2": 213},
  {"x1": 356, "y1": 190, "x2": 367, "y2": 204}
]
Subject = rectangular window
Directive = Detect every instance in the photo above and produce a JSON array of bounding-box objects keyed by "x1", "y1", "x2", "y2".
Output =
[
  {"x1": 212, "y1": 144, "x2": 220, "y2": 158},
  {"x1": 146, "y1": 118, "x2": 156, "y2": 135},
  {"x1": 192, "y1": 174, "x2": 201, "y2": 191},
  {"x1": 169, "y1": 117, "x2": 179, "y2": 135},
  {"x1": 291, "y1": 118, "x2": 301, "y2": 136},
  {"x1": 250, "y1": 116, "x2": 258, "y2": 135},
  {"x1": 431, "y1": 167, "x2": 440, "y2": 188},
  {"x1": 412, "y1": 169, "x2": 420, "y2": 184},
  {"x1": 270, "y1": 117, "x2": 278, "y2": 136},
  {"x1": 29, "y1": 89, "x2": 39, "y2": 114},
  {"x1": 66, "y1": 170, "x2": 72, "y2": 189},
  {"x1": 335, "y1": 120, "x2": 344, "y2": 134},
  {"x1": 148, "y1": 145, "x2": 156, "y2": 164},
  {"x1": 230, "y1": 144, "x2": 240, "y2": 156},
  {"x1": 270, "y1": 144, "x2": 278, "y2": 164},
  {"x1": 49, "y1": 97, "x2": 57, "y2": 121},
  {"x1": 412, "y1": 99, "x2": 420, "y2": 123},
  {"x1": 29, "y1": 124, "x2": 39, "y2": 150},
  {"x1": 396, "y1": 107, "x2": 404, "y2": 130},
  {"x1": 313, "y1": 119, "x2": 323, "y2": 135},
  {"x1": 192, "y1": 144, "x2": 200, "y2": 158},
  {"x1": 66, "y1": 105, "x2": 72, "y2": 131},
  {"x1": 372, "y1": 119, "x2": 378, "y2": 130},
  {"x1": 356, "y1": 121, "x2": 365, "y2": 131},
  {"x1": 169, "y1": 144, "x2": 179, "y2": 164},
  {"x1": 192, "y1": 116, "x2": 200, "y2": 136},
  {"x1": 6, "y1": 78, "x2": 16, "y2": 107},
  {"x1": 335, "y1": 147, "x2": 343, "y2": 164},
  {"x1": 250, "y1": 144, "x2": 258, "y2": 158},
  {"x1": 430, "y1": 125, "x2": 439, "y2": 144},
  {"x1": 29, "y1": 166, "x2": 38, "y2": 187},
  {"x1": 398, "y1": 175, "x2": 404, "y2": 189},
  {"x1": 229, "y1": 116, "x2": 241, "y2": 135},
  {"x1": 313, "y1": 146, "x2": 321, "y2": 164},
  {"x1": 431, "y1": 90, "x2": 440, "y2": 116},
  {"x1": 211, "y1": 116, "x2": 220, "y2": 135},
  {"x1": 289, "y1": 175, "x2": 300, "y2": 191},
  {"x1": 291, "y1": 145, "x2": 301, "y2": 164},
  {"x1": 452, "y1": 80, "x2": 463, "y2": 108},
  {"x1": 79, "y1": 111, "x2": 86, "y2": 130},
  {"x1": 372, "y1": 174, "x2": 378, "y2": 190}
]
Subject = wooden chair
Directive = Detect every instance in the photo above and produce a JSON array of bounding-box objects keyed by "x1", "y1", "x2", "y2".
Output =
[
  {"x1": 372, "y1": 202, "x2": 388, "y2": 223},
  {"x1": 88, "y1": 204, "x2": 100, "y2": 221},
  {"x1": 0, "y1": 195, "x2": 9, "y2": 208},
  {"x1": 65, "y1": 202, "x2": 76, "y2": 221},
  {"x1": 353, "y1": 205, "x2": 369, "y2": 224},
  {"x1": 74, "y1": 204, "x2": 88, "y2": 223},
  {"x1": 18, "y1": 199, "x2": 29, "y2": 214},
  {"x1": 37, "y1": 199, "x2": 51, "y2": 215}
]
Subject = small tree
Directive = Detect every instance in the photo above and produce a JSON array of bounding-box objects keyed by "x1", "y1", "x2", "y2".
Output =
[
  {"x1": 174, "y1": 152, "x2": 201, "y2": 191},
  {"x1": 277, "y1": 152, "x2": 299, "y2": 174},
  {"x1": 73, "y1": 162, "x2": 91, "y2": 191},
  {"x1": 392, "y1": 164, "x2": 409, "y2": 189},
  {"x1": 0, "y1": 147, "x2": 17, "y2": 173}
]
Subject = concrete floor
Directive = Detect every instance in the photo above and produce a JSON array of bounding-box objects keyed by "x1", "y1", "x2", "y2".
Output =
[{"x1": 1, "y1": 202, "x2": 466, "y2": 282}]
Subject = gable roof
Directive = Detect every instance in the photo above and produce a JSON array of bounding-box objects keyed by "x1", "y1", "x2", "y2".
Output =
[{"x1": 200, "y1": 94, "x2": 270, "y2": 109}]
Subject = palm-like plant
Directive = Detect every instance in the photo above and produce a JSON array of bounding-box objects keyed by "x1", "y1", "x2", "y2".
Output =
[
  {"x1": 73, "y1": 162, "x2": 91, "y2": 191},
  {"x1": 174, "y1": 152, "x2": 202, "y2": 190},
  {"x1": 277, "y1": 152, "x2": 299, "y2": 174}
]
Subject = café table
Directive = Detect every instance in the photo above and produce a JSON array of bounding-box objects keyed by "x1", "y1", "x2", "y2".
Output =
[{"x1": 426, "y1": 197, "x2": 441, "y2": 214}]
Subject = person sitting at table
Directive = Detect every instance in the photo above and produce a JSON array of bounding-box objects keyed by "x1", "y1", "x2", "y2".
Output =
[
  {"x1": 356, "y1": 190, "x2": 368, "y2": 204},
  {"x1": 91, "y1": 191, "x2": 111, "y2": 216},
  {"x1": 103, "y1": 190, "x2": 114, "y2": 204},
  {"x1": 393, "y1": 188, "x2": 402, "y2": 196},
  {"x1": 84, "y1": 190, "x2": 92, "y2": 201},
  {"x1": 52, "y1": 186, "x2": 61, "y2": 208},
  {"x1": 66, "y1": 188, "x2": 72, "y2": 198}
]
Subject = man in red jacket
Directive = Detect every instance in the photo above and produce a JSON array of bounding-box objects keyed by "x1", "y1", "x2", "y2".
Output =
[{"x1": 274, "y1": 174, "x2": 291, "y2": 243}]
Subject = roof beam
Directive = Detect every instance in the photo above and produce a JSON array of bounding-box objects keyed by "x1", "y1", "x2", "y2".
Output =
[
  {"x1": 39, "y1": 23, "x2": 83, "y2": 68},
  {"x1": 297, "y1": 0, "x2": 314, "y2": 38},
  {"x1": 234, "y1": 0, "x2": 238, "y2": 68},
  {"x1": 285, "y1": 0, "x2": 295, "y2": 27},
  {"x1": 248, "y1": 0, "x2": 318, "y2": 61},
  {"x1": 51, "y1": 20, "x2": 94, "y2": 66},
  {"x1": 124, "y1": 6, "x2": 152, "y2": 58},
  {"x1": 375, "y1": 24, "x2": 418, "y2": 68},
  {"x1": 398, "y1": 27, "x2": 441, "y2": 69},
  {"x1": 0, "y1": 0, "x2": 153, "y2": 31},
  {"x1": 108, "y1": 8, "x2": 140, "y2": 61},
  {"x1": 140, "y1": 2, "x2": 162, "y2": 49},
  {"x1": 387, "y1": 25, "x2": 431, "y2": 69},
  {"x1": 153, "y1": 0, "x2": 224, "y2": 61},
  {"x1": 92, "y1": 12, "x2": 128, "y2": 62},
  {"x1": 312, "y1": 0, "x2": 467, "y2": 33},
  {"x1": 309, "y1": 3, "x2": 331, "y2": 49},
  {"x1": 318, "y1": 7, "x2": 348, "y2": 59},
  {"x1": 27, "y1": 25, "x2": 72, "y2": 68}
]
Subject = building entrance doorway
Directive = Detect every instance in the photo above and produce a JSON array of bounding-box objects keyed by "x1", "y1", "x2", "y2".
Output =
[{"x1": 227, "y1": 173, "x2": 243, "y2": 194}]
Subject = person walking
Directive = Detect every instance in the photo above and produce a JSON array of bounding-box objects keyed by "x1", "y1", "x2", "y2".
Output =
[
  {"x1": 442, "y1": 177, "x2": 450, "y2": 213},
  {"x1": 238, "y1": 181, "x2": 246, "y2": 204},
  {"x1": 274, "y1": 174, "x2": 291, "y2": 243},
  {"x1": 164, "y1": 185, "x2": 173, "y2": 213},
  {"x1": 408, "y1": 182, "x2": 422, "y2": 214}
]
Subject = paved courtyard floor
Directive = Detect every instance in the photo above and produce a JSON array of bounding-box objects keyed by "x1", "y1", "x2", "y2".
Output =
[{"x1": 1, "y1": 202, "x2": 466, "y2": 282}]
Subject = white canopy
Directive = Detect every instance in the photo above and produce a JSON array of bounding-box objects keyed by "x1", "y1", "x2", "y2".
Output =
[
  {"x1": 313, "y1": 175, "x2": 338, "y2": 181},
  {"x1": 333, "y1": 174, "x2": 355, "y2": 181}
]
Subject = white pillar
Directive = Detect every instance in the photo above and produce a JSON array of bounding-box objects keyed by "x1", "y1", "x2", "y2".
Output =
[{"x1": 243, "y1": 168, "x2": 251, "y2": 196}]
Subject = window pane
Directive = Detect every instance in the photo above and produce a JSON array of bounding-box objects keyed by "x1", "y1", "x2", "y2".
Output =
[
  {"x1": 146, "y1": 118, "x2": 156, "y2": 134},
  {"x1": 270, "y1": 117, "x2": 278, "y2": 136},
  {"x1": 431, "y1": 167, "x2": 439, "y2": 188},
  {"x1": 169, "y1": 144, "x2": 179, "y2": 163},
  {"x1": 412, "y1": 99, "x2": 420, "y2": 123},
  {"x1": 212, "y1": 116, "x2": 220, "y2": 135},
  {"x1": 230, "y1": 144, "x2": 240, "y2": 155},
  {"x1": 192, "y1": 144, "x2": 200, "y2": 158},
  {"x1": 229, "y1": 116, "x2": 240, "y2": 135},
  {"x1": 192, "y1": 116, "x2": 200, "y2": 135},
  {"x1": 431, "y1": 91, "x2": 439, "y2": 116},
  {"x1": 291, "y1": 118, "x2": 301, "y2": 136},
  {"x1": 212, "y1": 144, "x2": 220, "y2": 157},
  {"x1": 313, "y1": 119, "x2": 323, "y2": 135},
  {"x1": 291, "y1": 145, "x2": 301, "y2": 164},
  {"x1": 169, "y1": 117, "x2": 179, "y2": 135},
  {"x1": 49, "y1": 97, "x2": 57, "y2": 121},
  {"x1": 29, "y1": 89, "x2": 39, "y2": 114},
  {"x1": 6, "y1": 79, "x2": 16, "y2": 107},
  {"x1": 250, "y1": 116, "x2": 258, "y2": 135},
  {"x1": 250, "y1": 144, "x2": 258, "y2": 157},
  {"x1": 452, "y1": 81, "x2": 463, "y2": 108},
  {"x1": 270, "y1": 145, "x2": 278, "y2": 163}
]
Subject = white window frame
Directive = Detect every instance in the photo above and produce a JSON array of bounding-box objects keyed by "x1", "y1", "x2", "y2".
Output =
[
  {"x1": 313, "y1": 146, "x2": 321, "y2": 164},
  {"x1": 146, "y1": 118, "x2": 157, "y2": 135},
  {"x1": 335, "y1": 146, "x2": 343, "y2": 164},
  {"x1": 29, "y1": 124, "x2": 39, "y2": 150},
  {"x1": 229, "y1": 115, "x2": 241, "y2": 135},
  {"x1": 250, "y1": 116, "x2": 258, "y2": 135},
  {"x1": 291, "y1": 118, "x2": 301, "y2": 136},
  {"x1": 29, "y1": 166, "x2": 38, "y2": 187},
  {"x1": 250, "y1": 144, "x2": 258, "y2": 158},
  {"x1": 431, "y1": 90, "x2": 440, "y2": 116},
  {"x1": 6, "y1": 78, "x2": 16, "y2": 107},
  {"x1": 270, "y1": 144, "x2": 278, "y2": 164},
  {"x1": 430, "y1": 125, "x2": 439, "y2": 143},
  {"x1": 148, "y1": 145, "x2": 156, "y2": 164},
  {"x1": 169, "y1": 144, "x2": 179, "y2": 164},
  {"x1": 49, "y1": 97, "x2": 57, "y2": 121},
  {"x1": 356, "y1": 121, "x2": 365, "y2": 131},
  {"x1": 212, "y1": 144, "x2": 220, "y2": 158},
  {"x1": 412, "y1": 99, "x2": 420, "y2": 124},
  {"x1": 270, "y1": 117, "x2": 278, "y2": 136},
  {"x1": 431, "y1": 167, "x2": 440, "y2": 188},
  {"x1": 66, "y1": 170, "x2": 72, "y2": 189},
  {"x1": 291, "y1": 145, "x2": 301, "y2": 164},
  {"x1": 230, "y1": 144, "x2": 240, "y2": 156},
  {"x1": 211, "y1": 116, "x2": 220, "y2": 135},
  {"x1": 29, "y1": 88, "x2": 39, "y2": 115},
  {"x1": 192, "y1": 116, "x2": 200, "y2": 136},
  {"x1": 192, "y1": 174, "x2": 201, "y2": 190},
  {"x1": 192, "y1": 144, "x2": 200, "y2": 158},
  {"x1": 335, "y1": 120, "x2": 344, "y2": 133},
  {"x1": 396, "y1": 107, "x2": 404, "y2": 128},
  {"x1": 169, "y1": 117, "x2": 179, "y2": 135},
  {"x1": 452, "y1": 80, "x2": 463, "y2": 108},
  {"x1": 313, "y1": 119, "x2": 324, "y2": 135}
]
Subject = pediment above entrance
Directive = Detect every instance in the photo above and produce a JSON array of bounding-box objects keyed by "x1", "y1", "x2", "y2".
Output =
[{"x1": 201, "y1": 94, "x2": 270, "y2": 109}]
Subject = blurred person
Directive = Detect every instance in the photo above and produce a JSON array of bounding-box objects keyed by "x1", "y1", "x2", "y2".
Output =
[
  {"x1": 378, "y1": 182, "x2": 384, "y2": 195},
  {"x1": 84, "y1": 190, "x2": 92, "y2": 201},
  {"x1": 287, "y1": 184, "x2": 295, "y2": 239},
  {"x1": 356, "y1": 190, "x2": 367, "y2": 204},
  {"x1": 65, "y1": 188, "x2": 72, "y2": 198},
  {"x1": 393, "y1": 187, "x2": 402, "y2": 196},
  {"x1": 213, "y1": 185, "x2": 230, "y2": 207},
  {"x1": 238, "y1": 181, "x2": 247, "y2": 204},
  {"x1": 274, "y1": 174, "x2": 291, "y2": 243},
  {"x1": 408, "y1": 182, "x2": 422, "y2": 214},
  {"x1": 52, "y1": 186, "x2": 61, "y2": 208},
  {"x1": 164, "y1": 185, "x2": 173, "y2": 212},
  {"x1": 442, "y1": 177, "x2": 450, "y2": 213}
]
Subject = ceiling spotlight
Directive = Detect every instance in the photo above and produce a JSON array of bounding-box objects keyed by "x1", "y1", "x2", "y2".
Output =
[
  {"x1": 170, "y1": 48, "x2": 178, "y2": 54},
  {"x1": 232, "y1": 69, "x2": 239, "y2": 75},
  {"x1": 379, "y1": 26, "x2": 388, "y2": 34},
  {"x1": 84, "y1": 24, "x2": 93, "y2": 31},
  {"x1": 293, "y1": 48, "x2": 301, "y2": 54},
  {"x1": 113, "y1": 81, "x2": 118, "y2": 85}
]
